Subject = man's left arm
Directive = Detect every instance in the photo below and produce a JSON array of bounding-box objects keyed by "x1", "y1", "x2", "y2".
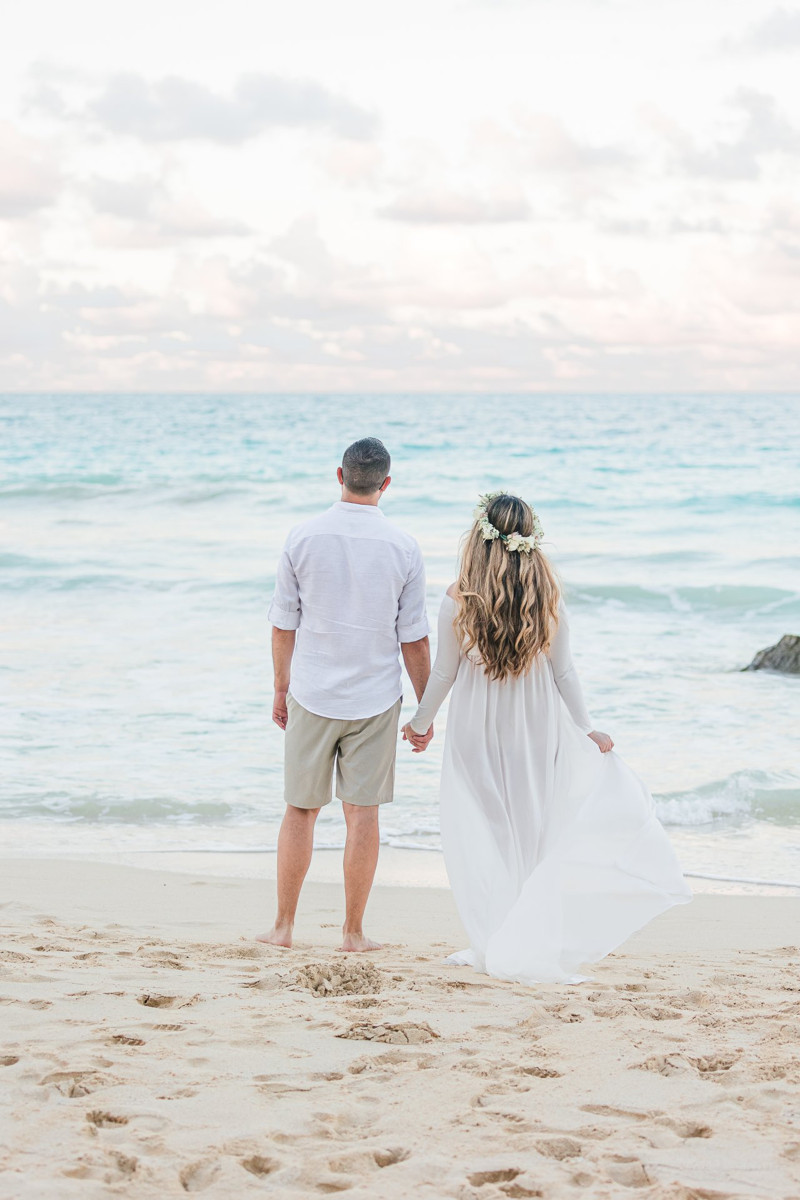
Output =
[
  {"x1": 401, "y1": 636, "x2": 431, "y2": 702},
  {"x1": 397, "y1": 542, "x2": 433, "y2": 747}
]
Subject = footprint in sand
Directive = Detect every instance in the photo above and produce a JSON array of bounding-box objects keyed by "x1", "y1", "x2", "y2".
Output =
[
  {"x1": 41, "y1": 1070, "x2": 107, "y2": 1098},
  {"x1": 253, "y1": 1075, "x2": 315, "y2": 1095},
  {"x1": 657, "y1": 1116, "x2": 712, "y2": 1139},
  {"x1": 145, "y1": 953, "x2": 188, "y2": 970},
  {"x1": 471, "y1": 1083, "x2": 528, "y2": 1104},
  {"x1": 347, "y1": 1049, "x2": 438, "y2": 1074},
  {"x1": 86, "y1": 1111, "x2": 129, "y2": 1127},
  {"x1": 581, "y1": 1104, "x2": 649, "y2": 1122},
  {"x1": 633, "y1": 1051, "x2": 740, "y2": 1076},
  {"x1": 467, "y1": 1167, "x2": 522, "y2": 1186},
  {"x1": 208, "y1": 944, "x2": 264, "y2": 961},
  {"x1": 634, "y1": 1005, "x2": 685, "y2": 1021},
  {"x1": 63, "y1": 1151, "x2": 139, "y2": 1181},
  {"x1": 690, "y1": 1051, "x2": 741, "y2": 1074},
  {"x1": 139, "y1": 992, "x2": 201, "y2": 1009},
  {"x1": 326, "y1": 1147, "x2": 410, "y2": 1173},
  {"x1": 241, "y1": 1154, "x2": 280, "y2": 1176},
  {"x1": 137, "y1": 993, "x2": 177, "y2": 1008},
  {"x1": 179, "y1": 1160, "x2": 221, "y2": 1192},
  {"x1": 109, "y1": 1034, "x2": 146, "y2": 1046},
  {"x1": 536, "y1": 1137, "x2": 583, "y2": 1160},
  {"x1": 373, "y1": 1148, "x2": 410, "y2": 1168},
  {"x1": 0, "y1": 1055, "x2": 20, "y2": 1067},
  {"x1": 0, "y1": 997, "x2": 53, "y2": 1010},
  {"x1": 241, "y1": 974, "x2": 283, "y2": 992},
  {"x1": 632, "y1": 1054, "x2": 691, "y2": 1076},
  {"x1": 543, "y1": 1003, "x2": 587, "y2": 1023},
  {"x1": 604, "y1": 1156, "x2": 651, "y2": 1188},
  {"x1": 517, "y1": 1064, "x2": 561, "y2": 1079}
]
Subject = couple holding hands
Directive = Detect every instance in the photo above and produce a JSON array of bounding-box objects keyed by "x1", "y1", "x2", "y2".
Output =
[{"x1": 260, "y1": 437, "x2": 689, "y2": 985}]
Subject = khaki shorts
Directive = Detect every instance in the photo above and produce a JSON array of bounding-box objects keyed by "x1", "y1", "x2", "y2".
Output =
[{"x1": 284, "y1": 693, "x2": 402, "y2": 810}]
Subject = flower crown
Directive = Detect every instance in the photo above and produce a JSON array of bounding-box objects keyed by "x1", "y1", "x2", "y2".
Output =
[{"x1": 473, "y1": 491, "x2": 543, "y2": 554}]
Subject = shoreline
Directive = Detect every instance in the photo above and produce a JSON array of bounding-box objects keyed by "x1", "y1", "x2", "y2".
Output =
[
  {"x1": 2, "y1": 859, "x2": 800, "y2": 1197},
  {"x1": 4, "y1": 857, "x2": 800, "y2": 948},
  {"x1": 3, "y1": 836, "x2": 800, "y2": 895}
]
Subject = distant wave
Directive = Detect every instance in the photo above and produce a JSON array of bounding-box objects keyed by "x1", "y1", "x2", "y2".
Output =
[
  {"x1": 0, "y1": 562, "x2": 271, "y2": 594},
  {"x1": 570, "y1": 582, "x2": 800, "y2": 618},
  {"x1": 0, "y1": 793, "x2": 257, "y2": 824},
  {"x1": 4, "y1": 558, "x2": 797, "y2": 619},
  {"x1": 0, "y1": 479, "x2": 282, "y2": 503},
  {"x1": 654, "y1": 770, "x2": 800, "y2": 828},
  {"x1": 3, "y1": 769, "x2": 797, "y2": 830}
]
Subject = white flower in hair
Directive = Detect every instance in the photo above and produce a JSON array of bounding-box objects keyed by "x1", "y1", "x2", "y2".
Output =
[
  {"x1": 478, "y1": 515, "x2": 499, "y2": 541},
  {"x1": 473, "y1": 490, "x2": 544, "y2": 553}
]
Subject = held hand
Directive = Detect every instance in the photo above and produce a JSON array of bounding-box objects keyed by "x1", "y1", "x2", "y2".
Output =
[
  {"x1": 588, "y1": 730, "x2": 614, "y2": 753},
  {"x1": 272, "y1": 690, "x2": 289, "y2": 731},
  {"x1": 402, "y1": 722, "x2": 434, "y2": 753}
]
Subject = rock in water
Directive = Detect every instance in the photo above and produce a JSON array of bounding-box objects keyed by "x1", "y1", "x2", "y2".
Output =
[{"x1": 743, "y1": 634, "x2": 800, "y2": 674}]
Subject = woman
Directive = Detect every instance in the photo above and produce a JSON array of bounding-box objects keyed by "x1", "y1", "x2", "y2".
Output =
[{"x1": 403, "y1": 492, "x2": 691, "y2": 984}]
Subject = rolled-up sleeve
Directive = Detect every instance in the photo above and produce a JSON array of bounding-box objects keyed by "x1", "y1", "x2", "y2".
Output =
[
  {"x1": 268, "y1": 540, "x2": 301, "y2": 630},
  {"x1": 396, "y1": 542, "x2": 430, "y2": 643}
]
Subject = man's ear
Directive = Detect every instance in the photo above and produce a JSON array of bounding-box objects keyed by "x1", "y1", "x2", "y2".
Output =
[
  {"x1": 337, "y1": 467, "x2": 344, "y2": 485},
  {"x1": 380, "y1": 475, "x2": 391, "y2": 493}
]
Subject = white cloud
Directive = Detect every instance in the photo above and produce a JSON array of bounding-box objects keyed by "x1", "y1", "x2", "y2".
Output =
[
  {"x1": 378, "y1": 187, "x2": 530, "y2": 224},
  {"x1": 643, "y1": 89, "x2": 800, "y2": 180},
  {"x1": 0, "y1": 122, "x2": 61, "y2": 218},
  {"x1": 30, "y1": 70, "x2": 379, "y2": 143},
  {"x1": 86, "y1": 173, "x2": 252, "y2": 243},
  {"x1": 725, "y1": 5, "x2": 800, "y2": 52},
  {"x1": 515, "y1": 112, "x2": 633, "y2": 174}
]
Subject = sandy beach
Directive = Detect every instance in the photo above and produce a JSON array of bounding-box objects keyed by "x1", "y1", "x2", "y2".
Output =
[{"x1": 1, "y1": 860, "x2": 800, "y2": 1199}]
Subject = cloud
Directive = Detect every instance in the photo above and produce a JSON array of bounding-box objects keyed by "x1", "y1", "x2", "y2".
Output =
[
  {"x1": 725, "y1": 6, "x2": 800, "y2": 52},
  {"x1": 86, "y1": 173, "x2": 252, "y2": 244},
  {"x1": 644, "y1": 89, "x2": 800, "y2": 180},
  {"x1": 72, "y1": 72, "x2": 378, "y2": 143},
  {"x1": 378, "y1": 186, "x2": 530, "y2": 224},
  {"x1": 3, "y1": 241, "x2": 800, "y2": 392},
  {"x1": 465, "y1": 114, "x2": 633, "y2": 194},
  {"x1": 0, "y1": 122, "x2": 61, "y2": 218},
  {"x1": 516, "y1": 113, "x2": 633, "y2": 173},
  {"x1": 321, "y1": 141, "x2": 384, "y2": 186}
]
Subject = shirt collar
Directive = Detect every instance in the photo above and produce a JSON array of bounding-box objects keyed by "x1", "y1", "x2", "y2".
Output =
[{"x1": 332, "y1": 501, "x2": 385, "y2": 517}]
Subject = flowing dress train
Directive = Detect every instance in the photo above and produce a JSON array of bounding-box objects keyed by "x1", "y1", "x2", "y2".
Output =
[{"x1": 409, "y1": 595, "x2": 691, "y2": 984}]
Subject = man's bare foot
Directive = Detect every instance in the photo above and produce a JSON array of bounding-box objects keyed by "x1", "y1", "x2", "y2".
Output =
[
  {"x1": 341, "y1": 930, "x2": 382, "y2": 952},
  {"x1": 256, "y1": 922, "x2": 293, "y2": 948}
]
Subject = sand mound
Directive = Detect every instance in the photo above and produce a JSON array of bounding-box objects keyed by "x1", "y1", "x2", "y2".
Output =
[
  {"x1": 337, "y1": 1021, "x2": 440, "y2": 1044},
  {"x1": 295, "y1": 959, "x2": 384, "y2": 997}
]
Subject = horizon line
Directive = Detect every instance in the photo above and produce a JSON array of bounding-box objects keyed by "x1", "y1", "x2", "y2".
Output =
[{"x1": 2, "y1": 389, "x2": 799, "y2": 399}]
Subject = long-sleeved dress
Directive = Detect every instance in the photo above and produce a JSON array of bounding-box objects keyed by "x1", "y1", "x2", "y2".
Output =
[{"x1": 409, "y1": 593, "x2": 691, "y2": 984}]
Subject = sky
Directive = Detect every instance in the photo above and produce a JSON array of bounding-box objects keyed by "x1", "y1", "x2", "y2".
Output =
[{"x1": 2, "y1": 0, "x2": 800, "y2": 392}]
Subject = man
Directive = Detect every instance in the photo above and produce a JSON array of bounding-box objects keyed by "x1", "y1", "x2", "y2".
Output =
[{"x1": 258, "y1": 437, "x2": 432, "y2": 952}]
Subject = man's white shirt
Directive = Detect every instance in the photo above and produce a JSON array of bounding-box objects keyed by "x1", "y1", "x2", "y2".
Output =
[{"x1": 268, "y1": 501, "x2": 429, "y2": 720}]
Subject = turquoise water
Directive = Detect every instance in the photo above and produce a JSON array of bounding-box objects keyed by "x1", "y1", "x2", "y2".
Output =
[{"x1": 2, "y1": 393, "x2": 799, "y2": 887}]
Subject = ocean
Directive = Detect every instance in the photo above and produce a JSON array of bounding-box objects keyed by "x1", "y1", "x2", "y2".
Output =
[{"x1": 2, "y1": 392, "x2": 799, "y2": 892}]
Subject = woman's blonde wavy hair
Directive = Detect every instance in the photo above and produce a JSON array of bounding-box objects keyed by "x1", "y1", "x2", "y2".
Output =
[{"x1": 453, "y1": 493, "x2": 561, "y2": 682}]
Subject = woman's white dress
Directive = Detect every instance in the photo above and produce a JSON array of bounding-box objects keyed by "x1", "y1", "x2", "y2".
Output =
[{"x1": 409, "y1": 595, "x2": 691, "y2": 984}]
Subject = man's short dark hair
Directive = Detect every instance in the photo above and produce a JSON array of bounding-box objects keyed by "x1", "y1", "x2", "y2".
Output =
[{"x1": 341, "y1": 438, "x2": 391, "y2": 495}]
